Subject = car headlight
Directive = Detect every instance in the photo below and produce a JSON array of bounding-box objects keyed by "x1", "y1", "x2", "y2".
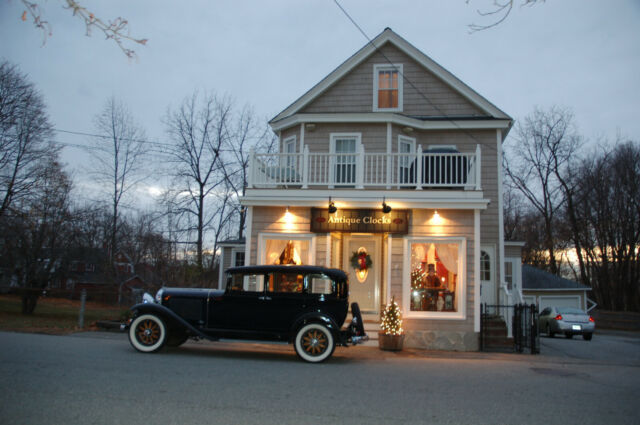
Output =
[{"x1": 154, "y1": 289, "x2": 164, "y2": 304}]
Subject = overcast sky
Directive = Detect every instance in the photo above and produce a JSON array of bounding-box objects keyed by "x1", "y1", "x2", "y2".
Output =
[{"x1": 1, "y1": 0, "x2": 639, "y2": 203}]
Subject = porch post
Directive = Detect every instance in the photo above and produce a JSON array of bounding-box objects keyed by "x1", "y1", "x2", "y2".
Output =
[
  {"x1": 356, "y1": 143, "x2": 365, "y2": 189},
  {"x1": 415, "y1": 144, "x2": 423, "y2": 190},
  {"x1": 302, "y1": 145, "x2": 309, "y2": 189},
  {"x1": 475, "y1": 144, "x2": 482, "y2": 190},
  {"x1": 248, "y1": 148, "x2": 255, "y2": 189}
]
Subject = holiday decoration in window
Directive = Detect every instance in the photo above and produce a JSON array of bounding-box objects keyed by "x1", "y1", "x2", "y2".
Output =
[{"x1": 350, "y1": 247, "x2": 372, "y2": 283}]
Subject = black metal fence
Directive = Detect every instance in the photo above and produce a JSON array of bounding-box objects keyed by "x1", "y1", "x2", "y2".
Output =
[{"x1": 513, "y1": 303, "x2": 539, "y2": 354}]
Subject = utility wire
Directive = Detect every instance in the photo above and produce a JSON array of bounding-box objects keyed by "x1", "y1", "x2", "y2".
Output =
[{"x1": 332, "y1": 0, "x2": 505, "y2": 153}]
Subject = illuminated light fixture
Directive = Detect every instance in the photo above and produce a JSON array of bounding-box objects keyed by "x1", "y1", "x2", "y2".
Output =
[
  {"x1": 356, "y1": 268, "x2": 368, "y2": 283},
  {"x1": 328, "y1": 197, "x2": 337, "y2": 214},
  {"x1": 382, "y1": 197, "x2": 392, "y2": 214},
  {"x1": 284, "y1": 206, "x2": 294, "y2": 224}
]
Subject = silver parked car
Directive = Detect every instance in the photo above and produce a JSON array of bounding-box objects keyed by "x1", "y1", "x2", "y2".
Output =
[{"x1": 539, "y1": 306, "x2": 595, "y2": 340}]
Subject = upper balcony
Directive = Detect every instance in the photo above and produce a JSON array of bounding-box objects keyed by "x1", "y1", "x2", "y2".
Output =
[{"x1": 248, "y1": 145, "x2": 481, "y2": 191}]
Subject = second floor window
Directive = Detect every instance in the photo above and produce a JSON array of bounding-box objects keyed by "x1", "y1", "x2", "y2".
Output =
[{"x1": 374, "y1": 64, "x2": 403, "y2": 111}]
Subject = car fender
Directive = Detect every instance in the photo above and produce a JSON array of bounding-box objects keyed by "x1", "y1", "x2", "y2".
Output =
[
  {"x1": 130, "y1": 303, "x2": 207, "y2": 339},
  {"x1": 290, "y1": 312, "x2": 340, "y2": 342}
]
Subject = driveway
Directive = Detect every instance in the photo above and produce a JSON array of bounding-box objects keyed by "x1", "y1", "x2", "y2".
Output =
[{"x1": 539, "y1": 329, "x2": 640, "y2": 367}]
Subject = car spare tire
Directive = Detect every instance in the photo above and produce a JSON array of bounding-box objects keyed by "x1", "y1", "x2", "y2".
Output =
[
  {"x1": 351, "y1": 302, "x2": 366, "y2": 336},
  {"x1": 294, "y1": 323, "x2": 335, "y2": 363}
]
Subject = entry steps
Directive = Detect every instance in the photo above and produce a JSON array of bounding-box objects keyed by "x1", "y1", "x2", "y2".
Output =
[{"x1": 482, "y1": 315, "x2": 514, "y2": 352}]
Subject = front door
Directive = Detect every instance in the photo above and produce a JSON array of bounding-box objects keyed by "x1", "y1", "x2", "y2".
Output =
[{"x1": 343, "y1": 234, "x2": 380, "y2": 313}]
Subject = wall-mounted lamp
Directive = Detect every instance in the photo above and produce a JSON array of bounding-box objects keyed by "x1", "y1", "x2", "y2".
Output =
[
  {"x1": 305, "y1": 123, "x2": 316, "y2": 132},
  {"x1": 402, "y1": 126, "x2": 414, "y2": 134},
  {"x1": 382, "y1": 197, "x2": 392, "y2": 214},
  {"x1": 284, "y1": 206, "x2": 294, "y2": 226},
  {"x1": 328, "y1": 197, "x2": 337, "y2": 214}
]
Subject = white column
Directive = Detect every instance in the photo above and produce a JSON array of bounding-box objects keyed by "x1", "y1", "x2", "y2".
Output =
[
  {"x1": 387, "y1": 234, "x2": 393, "y2": 305},
  {"x1": 474, "y1": 209, "x2": 481, "y2": 333},
  {"x1": 497, "y1": 129, "x2": 505, "y2": 299},
  {"x1": 386, "y1": 123, "x2": 392, "y2": 189},
  {"x1": 244, "y1": 206, "x2": 253, "y2": 266}
]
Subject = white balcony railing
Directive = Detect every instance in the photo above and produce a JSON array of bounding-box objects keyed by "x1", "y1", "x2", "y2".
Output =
[{"x1": 248, "y1": 144, "x2": 481, "y2": 190}]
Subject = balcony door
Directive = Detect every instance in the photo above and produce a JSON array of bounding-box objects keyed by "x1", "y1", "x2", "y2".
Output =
[{"x1": 330, "y1": 133, "x2": 360, "y2": 187}]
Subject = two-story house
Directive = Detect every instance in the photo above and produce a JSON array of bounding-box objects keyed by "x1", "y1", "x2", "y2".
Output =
[{"x1": 239, "y1": 28, "x2": 516, "y2": 351}]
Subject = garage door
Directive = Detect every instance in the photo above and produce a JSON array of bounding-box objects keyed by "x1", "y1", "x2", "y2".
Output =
[
  {"x1": 523, "y1": 295, "x2": 536, "y2": 305},
  {"x1": 539, "y1": 295, "x2": 581, "y2": 311}
]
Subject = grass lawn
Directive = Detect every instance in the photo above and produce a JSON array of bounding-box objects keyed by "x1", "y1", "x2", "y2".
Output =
[{"x1": 0, "y1": 294, "x2": 129, "y2": 334}]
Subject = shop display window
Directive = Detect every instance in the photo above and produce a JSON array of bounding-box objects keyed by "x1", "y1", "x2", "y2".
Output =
[
  {"x1": 409, "y1": 241, "x2": 460, "y2": 313},
  {"x1": 264, "y1": 239, "x2": 310, "y2": 265}
]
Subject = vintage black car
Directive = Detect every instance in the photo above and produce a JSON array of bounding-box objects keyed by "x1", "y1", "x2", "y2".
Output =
[{"x1": 127, "y1": 265, "x2": 368, "y2": 362}]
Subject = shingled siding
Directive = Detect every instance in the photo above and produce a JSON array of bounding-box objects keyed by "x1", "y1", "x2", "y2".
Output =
[{"x1": 301, "y1": 42, "x2": 483, "y2": 117}]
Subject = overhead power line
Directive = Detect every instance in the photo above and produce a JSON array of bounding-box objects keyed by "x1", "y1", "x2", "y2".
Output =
[{"x1": 332, "y1": 0, "x2": 504, "y2": 152}]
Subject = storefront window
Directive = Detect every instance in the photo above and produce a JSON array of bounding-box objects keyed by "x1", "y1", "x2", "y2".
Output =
[
  {"x1": 409, "y1": 241, "x2": 460, "y2": 313},
  {"x1": 264, "y1": 239, "x2": 310, "y2": 265}
]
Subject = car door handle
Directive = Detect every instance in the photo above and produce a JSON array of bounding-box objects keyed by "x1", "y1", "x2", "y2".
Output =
[{"x1": 258, "y1": 296, "x2": 272, "y2": 301}]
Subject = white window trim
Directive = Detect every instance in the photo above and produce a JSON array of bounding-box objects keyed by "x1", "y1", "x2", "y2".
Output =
[
  {"x1": 257, "y1": 232, "x2": 316, "y2": 265},
  {"x1": 403, "y1": 236, "x2": 467, "y2": 320},
  {"x1": 231, "y1": 248, "x2": 245, "y2": 268},
  {"x1": 283, "y1": 135, "x2": 296, "y2": 153},
  {"x1": 329, "y1": 133, "x2": 362, "y2": 187},
  {"x1": 480, "y1": 245, "x2": 495, "y2": 284},
  {"x1": 397, "y1": 135, "x2": 416, "y2": 154},
  {"x1": 373, "y1": 63, "x2": 403, "y2": 112},
  {"x1": 282, "y1": 135, "x2": 297, "y2": 168}
]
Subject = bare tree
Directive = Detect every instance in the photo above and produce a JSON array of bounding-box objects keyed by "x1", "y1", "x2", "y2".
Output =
[
  {"x1": 163, "y1": 91, "x2": 231, "y2": 272},
  {"x1": 17, "y1": 0, "x2": 147, "y2": 58},
  {"x1": 467, "y1": 0, "x2": 544, "y2": 32},
  {"x1": 573, "y1": 141, "x2": 640, "y2": 311},
  {"x1": 504, "y1": 106, "x2": 582, "y2": 274},
  {"x1": 3, "y1": 158, "x2": 74, "y2": 314},
  {"x1": 90, "y1": 96, "x2": 147, "y2": 262},
  {"x1": 0, "y1": 60, "x2": 56, "y2": 219},
  {"x1": 220, "y1": 104, "x2": 277, "y2": 240}
]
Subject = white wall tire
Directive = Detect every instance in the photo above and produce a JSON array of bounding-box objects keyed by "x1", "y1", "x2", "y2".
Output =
[
  {"x1": 129, "y1": 314, "x2": 167, "y2": 353},
  {"x1": 294, "y1": 323, "x2": 335, "y2": 363}
]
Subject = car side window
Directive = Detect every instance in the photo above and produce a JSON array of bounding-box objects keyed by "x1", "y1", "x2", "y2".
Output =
[
  {"x1": 228, "y1": 273, "x2": 265, "y2": 292},
  {"x1": 268, "y1": 272, "x2": 304, "y2": 293},
  {"x1": 306, "y1": 274, "x2": 334, "y2": 295}
]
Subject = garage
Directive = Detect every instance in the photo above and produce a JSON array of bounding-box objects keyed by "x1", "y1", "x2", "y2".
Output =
[
  {"x1": 521, "y1": 265, "x2": 591, "y2": 312},
  {"x1": 538, "y1": 295, "x2": 581, "y2": 310}
]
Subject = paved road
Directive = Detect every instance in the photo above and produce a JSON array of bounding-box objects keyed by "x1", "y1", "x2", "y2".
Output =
[{"x1": 0, "y1": 330, "x2": 638, "y2": 425}]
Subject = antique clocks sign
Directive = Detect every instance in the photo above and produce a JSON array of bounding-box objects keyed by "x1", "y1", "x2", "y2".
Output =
[{"x1": 310, "y1": 208, "x2": 409, "y2": 234}]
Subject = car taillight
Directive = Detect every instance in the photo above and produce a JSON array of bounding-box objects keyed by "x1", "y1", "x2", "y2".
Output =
[
  {"x1": 589, "y1": 316, "x2": 595, "y2": 322},
  {"x1": 555, "y1": 314, "x2": 563, "y2": 321}
]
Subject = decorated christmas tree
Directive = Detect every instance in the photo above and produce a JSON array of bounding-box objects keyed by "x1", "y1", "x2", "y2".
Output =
[{"x1": 381, "y1": 296, "x2": 403, "y2": 336}]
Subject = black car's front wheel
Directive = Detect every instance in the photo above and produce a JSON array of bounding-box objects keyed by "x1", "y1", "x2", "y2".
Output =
[
  {"x1": 294, "y1": 323, "x2": 335, "y2": 363},
  {"x1": 129, "y1": 314, "x2": 167, "y2": 353}
]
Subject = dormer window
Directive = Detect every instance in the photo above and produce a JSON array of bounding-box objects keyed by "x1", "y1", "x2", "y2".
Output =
[{"x1": 373, "y1": 64, "x2": 403, "y2": 112}]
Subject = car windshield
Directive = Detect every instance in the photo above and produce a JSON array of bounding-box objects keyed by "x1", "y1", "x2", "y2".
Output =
[{"x1": 557, "y1": 307, "x2": 585, "y2": 315}]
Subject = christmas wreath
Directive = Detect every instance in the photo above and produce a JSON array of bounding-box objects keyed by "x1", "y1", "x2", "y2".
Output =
[{"x1": 350, "y1": 249, "x2": 372, "y2": 271}]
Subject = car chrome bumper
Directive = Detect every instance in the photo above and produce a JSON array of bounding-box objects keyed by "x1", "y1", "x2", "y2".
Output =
[{"x1": 351, "y1": 335, "x2": 370, "y2": 345}]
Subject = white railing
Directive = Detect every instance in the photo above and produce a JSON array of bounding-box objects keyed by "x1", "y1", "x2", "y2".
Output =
[{"x1": 248, "y1": 144, "x2": 481, "y2": 190}]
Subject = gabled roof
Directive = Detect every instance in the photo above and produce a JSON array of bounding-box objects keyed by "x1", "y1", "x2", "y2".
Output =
[
  {"x1": 270, "y1": 28, "x2": 511, "y2": 125},
  {"x1": 522, "y1": 265, "x2": 590, "y2": 291}
]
